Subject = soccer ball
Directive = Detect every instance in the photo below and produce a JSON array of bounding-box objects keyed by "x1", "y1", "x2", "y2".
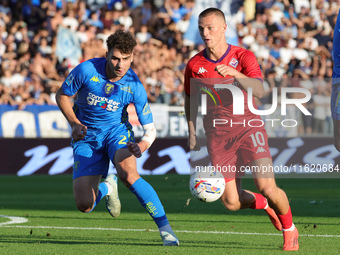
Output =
[{"x1": 189, "y1": 169, "x2": 225, "y2": 202}]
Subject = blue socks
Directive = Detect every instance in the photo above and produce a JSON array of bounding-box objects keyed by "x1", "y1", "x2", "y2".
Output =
[
  {"x1": 87, "y1": 177, "x2": 170, "y2": 230},
  {"x1": 87, "y1": 182, "x2": 109, "y2": 213},
  {"x1": 129, "y1": 177, "x2": 169, "y2": 228}
]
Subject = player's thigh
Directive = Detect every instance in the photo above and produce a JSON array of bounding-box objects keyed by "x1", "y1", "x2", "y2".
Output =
[
  {"x1": 333, "y1": 118, "x2": 340, "y2": 137},
  {"x1": 206, "y1": 132, "x2": 241, "y2": 181},
  {"x1": 220, "y1": 178, "x2": 242, "y2": 205},
  {"x1": 250, "y1": 157, "x2": 278, "y2": 195},
  {"x1": 106, "y1": 126, "x2": 139, "y2": 184},
  {"x1": 73, "y1": 174, "x2": 102, "y2": 203},
  {"x1": 114, "y1": 148, "x2": 140, "y2": 187},
  {"x1": 72, "y1": 135, "x2": 111, "y2": 179}
]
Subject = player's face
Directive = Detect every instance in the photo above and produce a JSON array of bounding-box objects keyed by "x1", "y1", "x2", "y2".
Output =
[
  {"x1": 106, "y1": 47, "x2": 133, "y2": 81},
  {"x1": 198, "y1": 14, "x2": 227, "y2": 49}
]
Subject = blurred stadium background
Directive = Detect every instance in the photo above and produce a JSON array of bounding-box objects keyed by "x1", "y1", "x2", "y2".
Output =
[{"x1": 0, "y1": 0, "x2": 339, "y2": 175}]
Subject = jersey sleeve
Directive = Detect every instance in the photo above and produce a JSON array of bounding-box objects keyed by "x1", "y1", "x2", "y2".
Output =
[
  {"x1": 61, "y1": 62, "x2": 87, "y2": 96},
  {"x1": 184, "y1": 60, "x2": 198, "y2": 96},
  {"x1": 133, "y1": 83, "x2": 153, "y2": 125},
  {"x1": 333, "y1": 11, "x2": 340, "y2": 75},
  {"x1": 240, "y1": 51, "x2": 263, "y2": 82}
]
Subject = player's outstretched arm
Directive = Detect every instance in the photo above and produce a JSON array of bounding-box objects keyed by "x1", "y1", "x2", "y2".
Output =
[
  {"x1": 185, "y1": 94, "x2": 200, "y2": 151},
  {"x1": 56, "y1": 87, "x2": 87, "y2": 141}
]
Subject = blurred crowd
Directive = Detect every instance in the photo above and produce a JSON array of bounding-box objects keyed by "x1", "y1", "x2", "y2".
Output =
[{"x1": 0, "y1": 0, "x2": 338, "y2": 135}]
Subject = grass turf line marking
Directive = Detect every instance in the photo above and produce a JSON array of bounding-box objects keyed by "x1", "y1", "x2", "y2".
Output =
[
  {"x1": 0, "y1": 215, "x2": 28, "y2": 226},
  {"x1": 1, "y1": 225, "x2": 339, "y2": 238}
]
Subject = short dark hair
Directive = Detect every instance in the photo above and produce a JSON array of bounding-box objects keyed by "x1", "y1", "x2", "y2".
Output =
[
  {"x1": 199, "y1": 8, "x2": 226, "y2": 23},
  {"x1": 106, "y1": 29, "x2": 137, "y2": 54}
]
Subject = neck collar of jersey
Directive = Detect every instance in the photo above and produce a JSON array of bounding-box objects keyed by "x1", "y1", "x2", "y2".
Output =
[{"x1": 203, "y1": 44, "x2": 231, "y2": 64}]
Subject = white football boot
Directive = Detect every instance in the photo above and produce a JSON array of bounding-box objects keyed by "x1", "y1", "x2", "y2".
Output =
[
  {"x1": 160, "y1": 230, "x2": 180, "y2": 246},
  {"x1": 104, "y1": 174, "x2": 121, "y2": 217}
]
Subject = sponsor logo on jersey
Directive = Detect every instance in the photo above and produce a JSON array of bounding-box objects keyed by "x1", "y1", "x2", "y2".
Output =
[
  {"x1": 256, "y1": 147, "x2": 267, "y2": 154},
  {"x1": 121, "y1": 86, "x2": 133, "y2": 94},
  {"x1": 90, "y1": 76, "x2": 100, "y2": 82},
  {"x1": 65, "y1": 73, "x2": 74, "y2": 86},
  {"x1": 99, "y1": 101, "x2": 108, "y2": 109},
  {"x1": 87, "y1": 92, "x2": 120, "y2": 111},
  {"x1": 197, "y1": 67, "x2": 208, "y2": 74},
  {"x1": 229, "y1": 58, "x2": 239, "y2": 68},
  {"x1": 143, "y1": 103, "x2": 151, "y2": 115},
  {"x1": 105, "y1": 83, "x2": 115, "y2": 94}
]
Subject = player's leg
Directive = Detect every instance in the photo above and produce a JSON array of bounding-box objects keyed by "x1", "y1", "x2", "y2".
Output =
[
  {"x1": 333, "y1": 118, "x2": 340, "y2": 151},
  {"x1": 251, "y1": 157, "x2": 299, "y2": 251},
  {"x1": 72, "y1": 140, "x2": 119, "y2": 215},
  {"x1": 73, "y1": 174, "x2": 102, "y2": 212},
  {"x1": 114, "y1": 148, "x2": 179, "y2": 246},
  {"x1": 219, "y1": 172, "x2": 282, "y2": 232},
  {"x1": 331, "y1": 82, "x2": 340, "y2": 151},
  {"x1": 220, "y1": 177, "x2": 257, "y2": 211},
  {"x1": 332, "y1": 10, "x2": 340, "y2": 150},
  {"x1": 207, "y1": 132, "x2": 267, "y2": 212}
]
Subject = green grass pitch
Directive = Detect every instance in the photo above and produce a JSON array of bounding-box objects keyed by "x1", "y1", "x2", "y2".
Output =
[{"x1": 0, "y1": 174, "x2": 339, "y2": 255}]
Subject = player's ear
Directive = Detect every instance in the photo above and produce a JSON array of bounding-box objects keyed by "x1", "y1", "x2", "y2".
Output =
[{"x1": 222, "y1": 22, "x2": 227, "y2": 33}]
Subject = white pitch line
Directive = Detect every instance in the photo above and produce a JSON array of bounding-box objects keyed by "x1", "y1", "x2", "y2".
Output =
[
  {"x1": 0, "y1": 215, "x2": 28, "y2": 226},
  {"x1": 1, "y1": 225, "x2": 339, "y2": 238}
]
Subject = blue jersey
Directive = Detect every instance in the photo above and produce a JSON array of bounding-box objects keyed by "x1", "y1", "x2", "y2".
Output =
[
  {"x1": 331, "y1": 11, "x2": 340, "y2": 120},
  {"x1": 333, "y1": 11, "x2": 340, "y2": 78},
  {"x1": 62, "y1": 58, "x2": 153, "y2": 132}
]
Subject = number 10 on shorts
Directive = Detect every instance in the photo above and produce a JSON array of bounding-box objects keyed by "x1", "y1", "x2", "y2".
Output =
[{"x1": 249, "y1": 131, "x2": 265, "y2": 147}]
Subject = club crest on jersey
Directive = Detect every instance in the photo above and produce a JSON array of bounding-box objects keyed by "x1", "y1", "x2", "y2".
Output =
[
  {"x1": 65, "y1": 73, "x2": 74, "y2": 86},
  {"x1": 143, "y1": 103, "x2": 151, "y2": 115},
  {"x1": 105, "y1": 83, "x2": 115, "y2": 94},
  {"x1": 229, "y1": 58, "x2": 239, "y2": 68}
]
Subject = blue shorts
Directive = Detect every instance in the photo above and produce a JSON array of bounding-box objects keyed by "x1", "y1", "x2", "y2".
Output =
[
  {"x1": 72, "y1": 125, "x2": 135, "y2": 179},
  {"x1": 331, "y1": 74, "x2": 340, "y2": 120}
]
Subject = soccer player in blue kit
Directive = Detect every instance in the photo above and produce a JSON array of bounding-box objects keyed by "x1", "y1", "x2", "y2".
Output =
[
  {"x1": 332, "y1": 10, "x2": 340, "y2": 151},
  {"x1": 56, "y1": 29, "x2": 179, "y2": 246}
]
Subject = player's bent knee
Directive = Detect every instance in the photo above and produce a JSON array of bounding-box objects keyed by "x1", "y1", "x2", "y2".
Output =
[
  {"x1": 220, "y1": 198, "x2": 241, "y2": 211},
  {"x1": 258, "y1": 185, "x2": 276, "y2": 199},
  {"x1": 75, "y1": 200, "x2": 94, "y2": 213},
  {"x1": 117, "y1": 169, "x2": 140, "y2": 188},
  {"x1": 223, "y1": 202, "x2": 241, "y2": 211}
]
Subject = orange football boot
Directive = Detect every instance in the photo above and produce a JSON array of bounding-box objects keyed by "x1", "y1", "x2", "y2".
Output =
[
  {"x1": 265, "y1": 206, "x2": 282, "y2": 231},
  {"x1": 283, "y1": 227, "x2": 299, "y2": 251}
]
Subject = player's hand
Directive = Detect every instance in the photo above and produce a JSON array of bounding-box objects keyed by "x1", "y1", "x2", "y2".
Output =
[
  {"x1": 71, "y1": 123, "x2": 87, "y2": 142},
  {"x1": 188, "y1": 134, "x2": 201, "y2": 151},
  {"x1": 127, "y1": 141, "x2": 142, "y2": 158},
  {"x1": 215, "y1": 64, "x2": 239, "y2": 77}
]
